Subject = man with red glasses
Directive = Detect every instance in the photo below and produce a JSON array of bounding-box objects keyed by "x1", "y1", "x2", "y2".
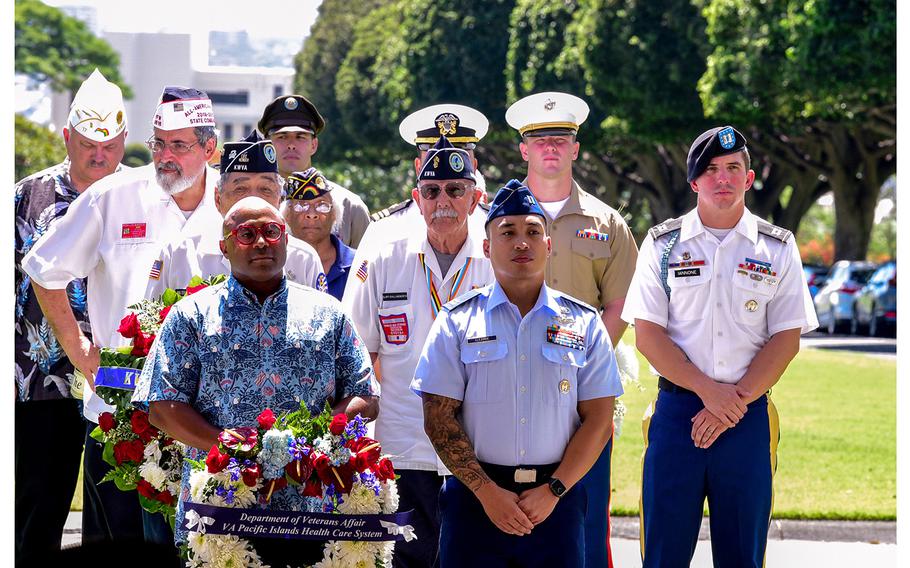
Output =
[
  {"x1": 134, "y1": 195, "x2": 379, "y2": 566},
  {"x1": 506, "y1": 91, "x2": 639, "y2": 568},
  {"x1": 344, "y1": 136, "x2": 494, "y2": 567},
  {"x1": 22, "y1": 86, "x2": 223, "y2": 547},
  {"x1": 144, "y1": 131, "x2": 324, "y2": 298}
]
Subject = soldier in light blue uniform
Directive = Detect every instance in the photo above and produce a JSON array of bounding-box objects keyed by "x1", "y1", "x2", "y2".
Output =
[{"x1": 412, "y1": 180, "x2": 623, "y2": 568}]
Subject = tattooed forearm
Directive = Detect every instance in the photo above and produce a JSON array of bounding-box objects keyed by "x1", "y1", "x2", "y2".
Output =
[{"x1": 422, "y1": 393, "x2": 491, "y2": 492}]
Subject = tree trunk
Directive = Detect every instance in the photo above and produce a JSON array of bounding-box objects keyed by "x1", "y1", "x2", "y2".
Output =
[{"x1": 820, "y1": 123, "x2": 895, "y2": 260}]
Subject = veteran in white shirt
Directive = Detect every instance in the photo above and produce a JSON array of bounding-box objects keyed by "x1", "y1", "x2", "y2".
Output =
[
  {"x1": 343, "y1": 135, "x2": 493, "y2": 568},
  {"x1": 24, "y1": 86, "x2": 223, "y2": 380},
  {"x1": 21, "y1": 85, "x2": 224, "y2": 545},
  {"x1": 145, "y1": 131, "x2": 325, "y2": 298}
]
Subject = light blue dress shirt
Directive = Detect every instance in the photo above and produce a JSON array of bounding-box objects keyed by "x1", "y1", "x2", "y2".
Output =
[{"x1": 411, "y1": 282, "x2": 622, "y2": 466}]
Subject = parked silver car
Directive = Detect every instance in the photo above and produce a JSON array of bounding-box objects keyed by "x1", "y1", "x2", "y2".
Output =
[
  {"x1": 850, "y1": 261, "x2": 896, "y2": 337},
  {"x1": 813, "y1": 260, "x2": 877, "y2": 334}
]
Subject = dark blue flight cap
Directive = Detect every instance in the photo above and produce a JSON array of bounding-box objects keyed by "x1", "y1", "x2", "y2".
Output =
[
  {"x1": 417, "y1": 136, "x2": 475, "y2": 182},
  {"x1": 286, "y1": 167, "x2": 331, "y2": 200},
  {"x1": 220, "y1": 131, "x2": 279, "y2": 174},
  {"x1": 686, "y1": 125, "x2": 748, "y2": 182},
  {"x1": 485, "y1": 179, "x2": 547, "y2": 227}
]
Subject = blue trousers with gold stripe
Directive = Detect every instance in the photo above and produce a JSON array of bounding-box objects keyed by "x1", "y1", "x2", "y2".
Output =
[{"x1": 640, "y1": 390, "x2": 779, "y2": 568}]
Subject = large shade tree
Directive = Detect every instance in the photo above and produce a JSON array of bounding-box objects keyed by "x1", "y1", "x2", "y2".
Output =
[
  {"x1": 698, "y1": 0, "x2": 896, "y2": 259},
  {"x1": 15, "y1": 0, "x2": 132, "y2": 98}
]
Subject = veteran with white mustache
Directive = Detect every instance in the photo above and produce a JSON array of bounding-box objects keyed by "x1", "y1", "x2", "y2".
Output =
[{"x1": 343, "y1": 136, "x2": 493, "y2": 567}]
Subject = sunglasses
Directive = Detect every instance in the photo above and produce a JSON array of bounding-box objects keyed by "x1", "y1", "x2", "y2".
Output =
[
  {"x1": 418, "y1": 181, "x2": 473, "y2": 200},
  {"x1": 224, "y1": 222, "x2": 286, "y2": 246}
]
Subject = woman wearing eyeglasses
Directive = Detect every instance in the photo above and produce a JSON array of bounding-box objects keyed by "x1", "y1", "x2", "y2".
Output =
[{"x1": 282, "y1": 168, "x2": 356, "y2": 301}]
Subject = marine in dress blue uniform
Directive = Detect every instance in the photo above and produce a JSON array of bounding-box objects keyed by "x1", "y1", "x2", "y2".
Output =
[
  {"x1": 621, "y1": 127, "x2": 818, "y2": 567},
  {"x1": 412, "y1": 181, "x2": 623, "y2": 567}
]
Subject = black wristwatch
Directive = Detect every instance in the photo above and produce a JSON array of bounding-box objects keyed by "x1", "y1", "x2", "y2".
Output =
[{"x1": 548, "y1": 477, "x2": 567, "y2": 498}]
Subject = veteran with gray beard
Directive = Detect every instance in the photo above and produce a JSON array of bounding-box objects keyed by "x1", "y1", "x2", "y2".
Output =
[
  {"x1": 21, "y1": 86, "x2": 223, "y2": 546},
  {"x1": 343, "y1": 135, "x2": 494, "y2": 567}
]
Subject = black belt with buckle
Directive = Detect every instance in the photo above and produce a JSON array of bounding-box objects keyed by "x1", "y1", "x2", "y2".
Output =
[
  {"x1": 479, "y1": 462, "x2": 559, "y2": 493},
  {"x1": 658, "y1": 376, "x2": 698, "y2": 396}
]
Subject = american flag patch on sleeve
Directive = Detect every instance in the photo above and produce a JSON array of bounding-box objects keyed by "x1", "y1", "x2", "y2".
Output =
[
  {"x1": 356, "y1": 260, "x2": 369, "y2": 282},
  {"x1": 149, "y1": 259, "x2": 163, "y2": 280}
]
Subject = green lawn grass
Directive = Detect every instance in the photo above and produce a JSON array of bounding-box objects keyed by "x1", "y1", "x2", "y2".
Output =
[
  {"x1": 610, "y1": 330, "x2": 896, "y2": 520},
  {"x1": 71, "y1": 333, "x2": 896, "y2": 520}
]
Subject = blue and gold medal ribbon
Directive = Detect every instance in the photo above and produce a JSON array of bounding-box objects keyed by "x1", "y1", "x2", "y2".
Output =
[{"x1": 418, "y1": 253, "x2": 472, "y2": 318}]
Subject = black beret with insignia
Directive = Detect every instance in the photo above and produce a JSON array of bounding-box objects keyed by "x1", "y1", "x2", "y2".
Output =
[
  {"x1": 258, "y1": 95, "x2": 326, "y2": 136},
  {"x1": 686, "y1": 125, "x2": 748, "y2": 182},
  {"x1": 286, "y1": 167, "x2": 331, "y2": 200},
  {"x1": 418, "y1": 136, "x2": 475, "y2": 182},
  {"x1": 220, "y1": 131, "x2": 279, "y2": 174}
]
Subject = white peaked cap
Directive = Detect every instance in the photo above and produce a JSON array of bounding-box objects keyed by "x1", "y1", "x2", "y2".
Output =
[{"x1": 505, "y1": 92, "x2": 590, "y2": 137}]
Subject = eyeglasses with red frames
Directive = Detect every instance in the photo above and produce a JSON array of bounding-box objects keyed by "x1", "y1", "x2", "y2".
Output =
[
  {"x1": 223, "y1": 222, "x2": 286, "y2": 245},
  {"x1": 418, "y1": 180, "x2": 474, "y2": 200}
]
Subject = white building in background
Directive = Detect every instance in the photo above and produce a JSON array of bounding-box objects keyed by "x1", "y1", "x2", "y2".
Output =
[{"x1": 50, "y1": 31, "x2": 294, "y2": 144}]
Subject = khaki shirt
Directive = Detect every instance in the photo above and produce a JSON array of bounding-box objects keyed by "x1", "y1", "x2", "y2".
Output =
[
  {"x1": 534, "y1": 179, "x2": 638, "y2": 309},
  {"x1": 327, "y1": 179, "x2": 371, "y2": 248}
]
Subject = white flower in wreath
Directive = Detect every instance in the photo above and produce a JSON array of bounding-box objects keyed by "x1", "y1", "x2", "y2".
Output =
[
  {"x1": 189, "y1": 469, "x2": 215, "y2": 503},
  {"x1": 378, "y1": 480, "x2": 399, "y2": 514},
  {"x1": 139, "y1": 459, "x2": 168, "y2": 491},
  {"x1": 187, "y1": 532, "x2": 263, "y2": 568},
  {"x1": 336, "y1": 482, "x2": 381, "y2": 515},
  {"x1": 326, "y1": 540, "x2": 377, "y2": 568}
]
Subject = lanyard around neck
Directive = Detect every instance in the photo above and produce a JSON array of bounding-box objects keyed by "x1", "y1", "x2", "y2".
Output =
[{"x1": 418, "y1": 253, "x2": 472, "y2": 318}]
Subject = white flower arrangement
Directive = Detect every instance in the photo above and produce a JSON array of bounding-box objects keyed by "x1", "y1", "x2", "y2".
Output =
[{"x1": 184, "y1": 407, "x2": 401, "y2": 568}]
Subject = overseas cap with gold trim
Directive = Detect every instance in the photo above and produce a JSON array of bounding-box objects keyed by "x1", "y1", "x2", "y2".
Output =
[
  {"x1": 286, "y1": 167, "x2": 331, "y2": 200},
  {"x1": 220, "y1": 131, "x2": 278, "y2": 174},
  {"x1": 418, "y1": 136, "x2": 475, "y2": 182},
  {"x1": 67, "y1": 69, "x2": 127, "y2": 142},
  {"x1": 258, "y1": 95, "x2": 325, "y2": 136},
  {"x1": 505, "y1": 91, "x2": 590, "y2": 137},
  {"x1": 399, "y1": 103, "x2": 489, "y2": 150}
]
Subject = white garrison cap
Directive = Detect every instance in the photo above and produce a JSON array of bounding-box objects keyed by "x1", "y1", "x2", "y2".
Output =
[
  {"x1": 398, "y1": 103, "x2": 489, "y2": 147},
  {"x1": 152, "y1": 86, "x2": 216, "y2": 131},
  {"x1": 67, "y1": 69, "x2": 127, "y2": 142},
  {"x1": 505, "y1": 92, "x2": 590, "y2": 137}
]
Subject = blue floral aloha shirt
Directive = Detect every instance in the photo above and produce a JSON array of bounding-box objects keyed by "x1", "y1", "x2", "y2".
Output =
[
  {"x1": 132, "y1": 275, "x2": 379, "y2": 543},
  {"x1": 14, "y1": 159, "x2": 124, "y2": 402}
]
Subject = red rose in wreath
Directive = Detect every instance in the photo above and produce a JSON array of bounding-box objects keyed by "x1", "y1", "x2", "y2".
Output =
[
  {"x1": 117, "y1": 313, "x2": 142, "y2": 339},
  {"x1": 98, "y1": 412, "x2": 116, "y2": 433}
]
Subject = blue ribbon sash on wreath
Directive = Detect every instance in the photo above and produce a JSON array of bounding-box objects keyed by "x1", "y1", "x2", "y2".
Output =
[
  {"x1": 184, "y1": 502, "x2": 417, "y2": 542},
  {"x1": 95, "y1": 367, "x2": 141, "y2": 390}
]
